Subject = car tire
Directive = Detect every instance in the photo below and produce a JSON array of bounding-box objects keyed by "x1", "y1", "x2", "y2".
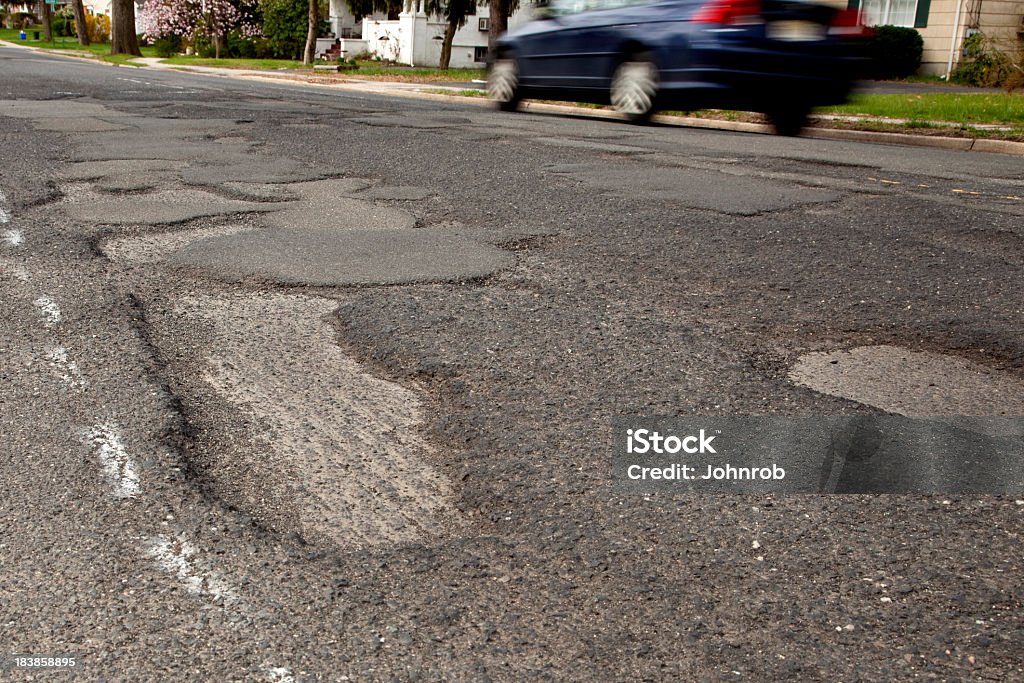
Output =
[
  {"x1": 488, "y1": 57, "x2": 522, "y2": 112},
  {"x1": 767, "y1": 107, "x2": 809, "y2": 136},
  {"x1": 610, "y1": 54, "x2": 659, "y2": 123}
]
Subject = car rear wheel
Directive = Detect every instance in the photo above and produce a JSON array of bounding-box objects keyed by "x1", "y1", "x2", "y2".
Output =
[
  {"x1": 767, "y1": 106, "x2": 809, "y2": 136},
  {"x1": 610, "y1": 55, "x2": 659, "y2": 123},
  {"x1": 488, "y1": 57, "x2": 522, "y2": 112}
]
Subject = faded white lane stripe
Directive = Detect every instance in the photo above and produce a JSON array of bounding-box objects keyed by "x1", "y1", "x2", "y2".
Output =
[
  {"x1": 2, "y1": 229, "x2": 21, "y2": 245},
  {"x1": 33, "y1": 295, "x2": 61, "y2": 326},
  {"x1": 147, "y1": 535, "x2": 239, "y2": 605},
  {"x1": 84, "y1": 423, "x2": 140, "y2": 497},
  {"x1": 262, "y1": 666, "x2": 295, "y2": 683},
  {"x1": 47, "y1": 345, "x2": 86, "y2": 390}
]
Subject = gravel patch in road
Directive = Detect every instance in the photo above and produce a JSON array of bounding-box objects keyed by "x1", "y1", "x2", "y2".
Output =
[
  {"x1": 102, "y1": 224, "x2": 256, "y2": 263},
  {"x1": 175, "y1": 293, "x2": 461, "y2": 547}
]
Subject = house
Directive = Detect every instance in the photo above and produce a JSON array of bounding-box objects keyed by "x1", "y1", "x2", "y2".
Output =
[
  {"x1": 83, "y1": 0, "x2": 111, "y2": 16},
  {"x1": 326, "y1": 0, "x2": 538, "y2": 68},
  {"x1": 852, "y1": 0, "x2": 1024, "y2": 76}
]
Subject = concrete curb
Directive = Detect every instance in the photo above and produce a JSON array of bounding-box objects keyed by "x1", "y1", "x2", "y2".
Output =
[{"x1": 4, "y1": 40, "x2": 1022, "y2": 157}]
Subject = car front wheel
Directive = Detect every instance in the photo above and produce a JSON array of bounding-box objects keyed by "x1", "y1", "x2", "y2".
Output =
[
  {"x1": 488, "y1": 57, "x2": 522, "y2": 112},
  {"x1": 610, "y1": 55, "x2": 659, "y2": 123}
]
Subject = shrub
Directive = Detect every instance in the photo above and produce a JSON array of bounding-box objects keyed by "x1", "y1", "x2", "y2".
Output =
[
  {"x1": 52, "y1": 8, "x2": 76, "y2": 37},
  {"x1": 252, "y1": 37, "x2": 275, "y2": 58},
  {"x1": 193, "y1": 33, "x2": 216, "y2": 57},
  {"x1": 260, "y1": 0, "x2": 306, "y2": 59},
  {"x1": 227, "y1": 30, "x2": 257, "y2": 58},
  {"x1": 866, "y1": 25, "x2": 923, "y2": 79},
  {"x1": 153, "y1": 34, "x2": 181, "y2": 57},
  {"x1": 80, "y1": 13, "x2": 110, "y2": 42},
  {"x1": 951, "y1": 33, "x2": 1023, "y2": 91}
]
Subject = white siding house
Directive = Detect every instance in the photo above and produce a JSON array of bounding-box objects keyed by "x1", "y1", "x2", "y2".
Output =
[
  {"x1": 327, "y1": 0, "x2": 538, "y2": 67},
  {"x1": 853, "y1": 0, "x2": 1024, "y2": 76}
]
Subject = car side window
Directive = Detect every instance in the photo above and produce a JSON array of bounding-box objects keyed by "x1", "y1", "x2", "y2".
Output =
[{"x1": 547, "y1": 0, "x2": 655, "y2": 16}]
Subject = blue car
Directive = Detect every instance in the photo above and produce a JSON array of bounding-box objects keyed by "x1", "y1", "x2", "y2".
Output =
[{"x1": 488, "y1": 0, "x2": 868, "y2": 134}]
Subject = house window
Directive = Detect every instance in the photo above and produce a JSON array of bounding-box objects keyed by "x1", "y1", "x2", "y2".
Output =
[
  {"x1": 478, "y1": 17, "x2": 489, "y2": 31},
  {"x1": 474, "y1": 46, "x2": 488, "y2": 62},
  {"x1": 859, "y1": 0, "x2": 918, "y2": 28}
]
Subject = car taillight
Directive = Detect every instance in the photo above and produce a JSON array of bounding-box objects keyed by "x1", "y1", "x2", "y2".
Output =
[
  {"x1": 828, "y1": 8, "x2": 871, "y2": 36},
  {"x1": 693, "y1": 0, "x2": 762, "y2": 25}
]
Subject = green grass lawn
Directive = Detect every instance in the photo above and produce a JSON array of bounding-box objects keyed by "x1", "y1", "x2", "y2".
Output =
[
  {"x1": 159, "y1": 56, "x2": 308, "y2": 70},
  {"x1": 818, "y1": 93, "x2": 1024, "y2": 125},
  {"x1": 351, "y1": 63, "x2": 485, "y2": 82},
  {"x1": 0, "y1": 27, "x2": 156, "y2": 63},
  {"x1": 158, "y1": 55, "x2": 485, "y2": 81}
]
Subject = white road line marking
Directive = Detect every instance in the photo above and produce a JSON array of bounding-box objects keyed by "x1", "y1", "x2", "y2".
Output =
[
  {"x1": 147, "y1": 535, "x2": 240, "y2": 605},
  {"x1": 263, "y1": 666, "x2": 296, "y2": 683},
  {"x1": 0, "y1": 189, "x2": 8, "y2": 224},
  {"x1": 47, "y1": 345, "x2": 86, "y2": 390},
  {"x1": 84, "y1": 423, "x2": 140, "y2": 497},
  {"x1": 33, "y1": 295, "x2": 61, "y2": 326},
  {"x1": 3, "y1": 229, "x2": 23, "y2": 245}
]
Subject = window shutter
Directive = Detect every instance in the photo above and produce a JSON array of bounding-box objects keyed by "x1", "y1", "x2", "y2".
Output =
[{"x1": 914, "y1": 0, "x2": 929, "y2": 27}]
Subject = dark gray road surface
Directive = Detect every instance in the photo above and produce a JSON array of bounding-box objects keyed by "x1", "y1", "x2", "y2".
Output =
[{"x1": 1, "y1": 46, "x2": 1022, "y2": 681}]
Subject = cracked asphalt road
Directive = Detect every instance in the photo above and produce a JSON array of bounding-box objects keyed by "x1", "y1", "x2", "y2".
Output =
[{"x1": 1, "y1": 46, "x2": 1022, "y2": 681}]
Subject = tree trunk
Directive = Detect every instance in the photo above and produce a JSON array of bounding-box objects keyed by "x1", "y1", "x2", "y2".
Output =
[
  {"x1": 110, "y1": 0, "x2": 141, "y2": 55},
  {"x1": 38, "y1": 0, "x2": 53, "y2": 42},
  {"x1": 303, "y1": 0, "x2": 318, "y2": 65},
  {"x1": 487, "y1": 0, "x2": 507, "y2": 59},
  {"x1": 71, "y1": 0, "x2": 90, "y2": 46},
  {"x1": 438, "y1": 18, "x2": 457, "y2": 69}
]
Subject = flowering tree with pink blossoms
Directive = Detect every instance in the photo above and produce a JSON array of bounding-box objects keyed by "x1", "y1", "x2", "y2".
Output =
[{"x1": 139, "y1": 0, "x2": 260, "y2": 58}]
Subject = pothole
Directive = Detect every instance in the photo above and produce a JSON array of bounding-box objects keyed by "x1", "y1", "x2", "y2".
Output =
[
  {"x1": 790, "y1": 345, "x2": 1024, "y2": 416},
  {"x1": 103, "y1": 224, "x2": 256, "y2": 263},
  {"x1": 173, "y1": 293, "x2": 461, "y2": 548}
]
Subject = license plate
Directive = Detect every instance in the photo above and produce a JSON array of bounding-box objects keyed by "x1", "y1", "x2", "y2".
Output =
[{"x1": 767, "y1": 20, "x2": 826, "y2": 41}]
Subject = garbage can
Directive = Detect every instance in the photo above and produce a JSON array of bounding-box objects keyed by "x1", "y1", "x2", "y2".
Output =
[
  {"x1": 33, "y1": 31, "x2": 40, "y2": 40},
  {"x1": 19, "y1": 31, "x2": 26, "y2": 40}
]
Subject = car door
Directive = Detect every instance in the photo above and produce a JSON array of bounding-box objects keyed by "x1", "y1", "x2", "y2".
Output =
[{"x1": 544, "y1": 0, "x2": 645, "y2": 93}]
